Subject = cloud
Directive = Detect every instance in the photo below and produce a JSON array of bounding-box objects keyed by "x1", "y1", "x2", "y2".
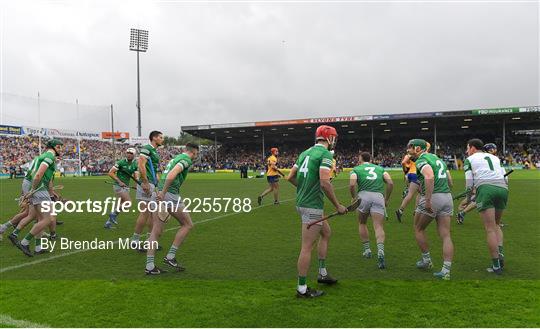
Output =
[{"x1": 1, "y1": 1, "x2": 538, "y2": 136}]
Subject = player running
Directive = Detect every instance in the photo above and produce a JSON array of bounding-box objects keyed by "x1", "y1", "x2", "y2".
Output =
[
  {"x1": 104, "y1": 147, "x2": 139, "y2": 229},
  {"x1": 10, "y1": 139, "x2": 64, "y2": 257},
  {"x1": 287, "y1": 125, "x2": 347, "y2": 298},
  {"x1": 407, "y1": 139, "x2": 455, "y2": 280},
  {"x1": 131, "y1": 131, "x2": 163, "y2": 249},
  {"x1": 349, "y1": 152, "x2": 393, "y2": 269},
  {"x1": 464, "y1": 139, "x2": 508, "y2": 274},
  {"x1": 145, "y1": 143, "x2": 199, "y2": 274},
  {"x1": 257, "y1": 147, "x2": 285, "y2": 206}
]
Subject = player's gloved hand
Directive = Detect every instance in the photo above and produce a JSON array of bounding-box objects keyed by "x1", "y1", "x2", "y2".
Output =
[
  {"x1": 142, "y1": 182, "x2": 150, "y2": 194},
  {"x1": 336, "y1": 204, "x2": 348, "y2": 215},
  {"x1": 425, "y1": 199, "x2": 433, "y2": 214}
]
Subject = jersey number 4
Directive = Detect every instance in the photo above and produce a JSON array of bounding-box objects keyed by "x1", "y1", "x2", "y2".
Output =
[{"x1": 299, "y1": 156, "x2": 310, "y2": 178}]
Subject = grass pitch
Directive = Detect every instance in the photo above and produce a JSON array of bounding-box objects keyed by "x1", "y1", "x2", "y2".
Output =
[{"x1": 1, "y1": 170, "x2": 539, "y2": 327}]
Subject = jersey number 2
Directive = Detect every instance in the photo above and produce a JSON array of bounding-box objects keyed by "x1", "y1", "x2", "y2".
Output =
[{"x1": 435, "y1": 160, "x2": 447, "y2": 179}]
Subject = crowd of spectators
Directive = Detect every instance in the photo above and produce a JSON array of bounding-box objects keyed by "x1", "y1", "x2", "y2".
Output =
[{"x1": 1, "y1": 135, "x2": 539, "y2": 177}]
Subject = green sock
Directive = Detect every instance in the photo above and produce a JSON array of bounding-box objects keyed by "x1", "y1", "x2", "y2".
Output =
[
  {"x1": 298, "y1": 276, "x2": 307, "y2": 286},
  {"x1": 492, "y1": 258, "x2": 501, "y2": 269},
  {"x1": 146, "y1": 256, "x2": 155, "y2": 270},
  {"x1": 318, "y1": 259, "x2": 326, "y2": 269},
  {"x1": 363, "y1": 241, "x2": 371, "y2": 252},
  {"x1": 21, "y1": 233, "x2": 34, "y2": 246},
  {"x1": 377, "y1": 243, "x2": 385, "y2": 257},
  {"x1": 166, "y1": 245, "x2": 178, "y2": 260},
  {"x1": 131, "y1": 233, "x2": 140, "y2": 242},
  {"x1": 498, "y1": 245, "x2": 504, "y2": 258}
]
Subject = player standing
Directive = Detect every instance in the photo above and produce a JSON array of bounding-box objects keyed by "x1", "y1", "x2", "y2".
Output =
[
  {"x1": 464, "y1": 139, "x2": 508, "y2": 274},
  {"x1": 131, "y1": 131, "x2": 163, "y2": 248},
  {"x1": 456, "y1": 143, "x2": 499, "y2": 224},
  {"x1": 287, "y1": 125, "x2": 347, "y2": 298},
  {"x1": 257, "y1": 147, "x2": 284, "y2": 206},
  {"x1": 407, "y1": 139, "x2": 455, "y2": 280},
  {"x1": 349, "y1": 152, "x2": 393, "y2": 269},
  {"x1": 104, "y1": 147, "x2": 139, "y2": 229},
  {"x1": 10, "y1": 139, "x2": 63, "y2": 257},
  {"x1": 145, "y1": 143, "x2": 199, "y2": 274}
]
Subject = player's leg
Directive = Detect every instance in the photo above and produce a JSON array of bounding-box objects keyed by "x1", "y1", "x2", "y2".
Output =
[
  {"x1": 495, "y1": 209, "x2": 505, "y2": 268},
  {"x1": 414, "y1": 211, "x2": 433, "y2": 269},
  {"x1": 477, "y1": 185, "x2": 504, "y2": 274},
  {"x1": 258, "y1": 180, "x2": 274, "y2": 205},
  {"x1": 7, "y1": 205, "x2": 37, "y2": 249},
  {"x1": 371, "y1": 212, "x2": 386, "y2": 269},
  {"x1": 17, "y1": 202, "x2": 53, "y2": 257},
  {"x1": 105, "y1": 189, "x2": 130, "y2": 228},
  {"x1": 297, "y1": 222, "x2": 323, "y2": 297},
  {"x1": 145, "y1": 212, "x2": 165, "y2": 274},
  {"x1": 0, "y1": 208, "x2": 29, "y2": 234},
  {"x1": 480, "y1": 208, "x2": 502, "y2": 273},
  {"x1": 358, "y1": 211, "x2": 371, "y2": 258},
  {"x1": 433, "y1": 215, "x2": 454, "y2": 280},
  {"x1": 272, "y1": 182, "x2": 280, "y2": 204},
  {"x1": 164, "y1": 205, "x2": 193, "y2": 271},
  {"x1": 396, "y1": 182, "x2": 419, "y2": 222},
  {"x1": 316, "y1": 220, "x2": 337, "y2": 284}
]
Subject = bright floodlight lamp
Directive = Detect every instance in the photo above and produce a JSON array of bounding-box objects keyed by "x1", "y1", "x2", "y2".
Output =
[
  {"x1": 129, "y1": 28, "x2": 148, "y2": 52},
  {"x1": 129, "y1": 28, "x2": 149, "y2": 136}
]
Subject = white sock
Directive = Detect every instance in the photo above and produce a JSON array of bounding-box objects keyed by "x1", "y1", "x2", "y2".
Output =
[
  {"x1": 146, "y1": 256, "x2": 155, "y2": 270},
  {"x1": 297, "y1": 285, "x2": 307, "y2": 294},
  {"x1": 441, "y1": 261, "x2": 452, "y2": 274},
  {"x1": 319, "y1": 267, "x2": 328, "y2": 276}
]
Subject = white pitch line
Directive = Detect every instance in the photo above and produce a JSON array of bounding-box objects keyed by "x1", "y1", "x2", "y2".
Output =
[
  {"x1": 0, "y1": 185, "x2": 348, "y2": 274},
  {"x1": 0, "y1": 314, "x2": 49, "y2": 328}
]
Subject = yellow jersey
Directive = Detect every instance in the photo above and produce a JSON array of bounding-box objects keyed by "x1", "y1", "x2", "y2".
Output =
[
  {"x1": 404, "y1": 160, "x2": 416, "y2": 175},
  {"x1": 266, "y1": 155, "x2": 278, "y2": 176}
]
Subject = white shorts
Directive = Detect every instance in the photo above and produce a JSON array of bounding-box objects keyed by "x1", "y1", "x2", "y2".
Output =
[
  {"x1": 113, "y1": 185, "x2": 130, "y2": 195},
  {"x1": 416, "y1": 193, "x2": 453, "y2": 218},
  {"x1": 21, "y1": 179, "x2": 31, "y2": 195},
  {"x1": 136, "y1": 183, "x2": 156, "y2": 202},
  {"x1": 161, "y1": 192, "x2": 185, "y2": 211},
  {"x1": 296, "y1": 207, "x2": 324, "y2": 226},
  {"x1": 357, "y1": 191, "x2": 386, "y2": 216}
]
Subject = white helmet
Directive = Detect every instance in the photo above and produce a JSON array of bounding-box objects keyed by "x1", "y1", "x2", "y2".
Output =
[{"x1": 126, "y1": 147, "x2": 137, "y2": 154}]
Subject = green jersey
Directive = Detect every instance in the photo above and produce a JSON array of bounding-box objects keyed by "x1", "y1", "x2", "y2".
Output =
[
  {"x1": 415, "y1": 152, "x2": 450, "y2": 195},
  {"x1": 158, "y1": 153, "x2": 193, "y2": 195},
  {"x1": 294, "y1": 144, "x2": 334, "y2": 209},
  {"x1": 139, "y1": 144, "x2": 160, "y2": 184},
  {"x1": 351, "y1": 163, "x2": 385, "y2": 194},
  {"x1": 25, "y1": 150, "x2": 56, "y2": 188},
  {"x1": 114, "y1": 158, "x2": 138, "y2": 186}
]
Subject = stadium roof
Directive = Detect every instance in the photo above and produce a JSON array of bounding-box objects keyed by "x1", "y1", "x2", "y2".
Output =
[{"x1": 182, "y1": 106, "x2": 540, "y2": 144}]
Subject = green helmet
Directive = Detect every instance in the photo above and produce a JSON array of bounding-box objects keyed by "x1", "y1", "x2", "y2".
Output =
[
  {"x1": 46, "y1": 139, "x2": 63, "y2": 149},
  {"x1": 407, "y1": 138, "x2": 428, "y2": 150}
]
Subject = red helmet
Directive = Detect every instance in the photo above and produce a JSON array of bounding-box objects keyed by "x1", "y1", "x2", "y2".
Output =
[
  {"x1": 315, "y1": 125, "x2": 338, "y2": 150},
  {"x1": 270, "y1": 147, "x2": 279, "y2": 155}
]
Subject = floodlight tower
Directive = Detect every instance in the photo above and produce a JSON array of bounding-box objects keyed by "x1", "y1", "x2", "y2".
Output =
[{"x1": 129, "y1": 28, "x2": 149, "y2": 137}]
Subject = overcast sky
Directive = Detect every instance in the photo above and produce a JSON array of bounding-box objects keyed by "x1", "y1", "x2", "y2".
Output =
[{"x1": 1, "y1": 0, "x2": 538, "y2": 136}]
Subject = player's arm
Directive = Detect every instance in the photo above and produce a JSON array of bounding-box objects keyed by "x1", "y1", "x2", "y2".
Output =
[
  {"x1": 401, "y1": 155, "x2": 410, "y2": 173},
  {"x1": 446, "y1": 170, "x2": 453, "y2": 188},
  {"x1": 349, "y1": 172, "x2": 358, "y2": 200},
  {"x1": 138, "y1": 156, "x2": 149, "y2": 183},
  {"x1": 383, "y1": 172, "x2": 394, "y2": 205},
  {"x1": 108, "y1": 166, "x2": 125, "y2": 187},
  {"x1": 420, "y1": 165, "x2": 435, "y2": 210},
  {"x1": 31, "y1": 162, "x2": 49, "y2": 191},
  {"x1": 320, "y1": 168, "x2": 346, "y2": 213},
  {"x1": 160, "y1": 165, "x2": 183, "y2": 195},
  {"x1": 463, "y1": 158, "x2": 473, "y2": 196},
  {"x1": 286, "y1": 165, "x2": 298, "y2": 187}
]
